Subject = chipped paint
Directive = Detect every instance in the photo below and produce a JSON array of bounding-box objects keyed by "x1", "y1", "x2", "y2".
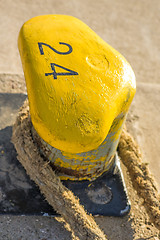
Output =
[
  {"x1": 19, "y1": 15, "x2": 136, "y2": 181},
  {"x1": 32, "y1": 112, "x2": 126, "y2": 180}
]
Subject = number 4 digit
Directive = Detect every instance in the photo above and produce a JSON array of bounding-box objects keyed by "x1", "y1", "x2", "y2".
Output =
[{"x1": 45, "y1": 63, "x2": 79, "y2": 79}]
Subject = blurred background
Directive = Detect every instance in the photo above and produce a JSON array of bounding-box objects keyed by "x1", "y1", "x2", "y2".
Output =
[{"x1": 0, "y1": 0, "x2": 159, "y2": 85}]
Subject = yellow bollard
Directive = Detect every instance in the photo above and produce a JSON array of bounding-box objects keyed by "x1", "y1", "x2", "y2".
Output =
[{"x1": 18, "y1": 15, "x2": 136, "y2": 216}]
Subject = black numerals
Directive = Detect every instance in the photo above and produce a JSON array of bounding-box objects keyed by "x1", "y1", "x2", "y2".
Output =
[
  {"x1": 45, "y1": 63, "x2": 78, "y2": 80},
  {"x1": 38, "y1": 42, "x2": 73, "y2": 55},
  {"x1": 38, "y1": 41, "x2": 78, "y2": 80}
]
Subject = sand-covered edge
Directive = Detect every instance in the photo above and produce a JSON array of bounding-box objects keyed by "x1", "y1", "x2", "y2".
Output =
[{"x1": 11, "y1": 99, "x2": 160, "y2": 240}]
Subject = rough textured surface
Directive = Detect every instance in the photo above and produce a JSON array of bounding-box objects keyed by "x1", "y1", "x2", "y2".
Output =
[
  {"x1": 12, "y1": 99, "x2": 160, "y2": 240},
  {"x1": 12, "y1": 100, "x2": 107, "y2": 240},
  {"x1": 126, "y1": 82, "x2": 160, "y2": 190},
  {"x1": 18, "y1": 15, "x2": 135, "y2": 154},
  {"x1": 118, "y1": 127, "x2": 160, "y2": 230},
  {"x1": 1, "y1": 74, "x2": 160, "y2": 239},
  {"x1": 0, "y1": 0, "x2": 160, "y2": 239}
]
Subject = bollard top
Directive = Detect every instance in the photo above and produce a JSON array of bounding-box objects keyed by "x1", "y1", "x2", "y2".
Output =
[{"x1": 18, "y1": 15, "x2": 136, "y2": 153}]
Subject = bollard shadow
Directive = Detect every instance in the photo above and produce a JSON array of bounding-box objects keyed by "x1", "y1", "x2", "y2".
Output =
[
  {"x1": 0, "y1": 92, "x2": 27, "y2": 110},
  {"x1": 0, "y1": 93, "x2": 56, "y2": 215},
  {"x1": 0, "y1": 92, "x2": 27, "y2": 130}
]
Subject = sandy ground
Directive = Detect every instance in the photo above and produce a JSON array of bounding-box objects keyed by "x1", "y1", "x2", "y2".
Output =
[{"x1": 0, "y1": 0, "x2": 160, "y2": 239}]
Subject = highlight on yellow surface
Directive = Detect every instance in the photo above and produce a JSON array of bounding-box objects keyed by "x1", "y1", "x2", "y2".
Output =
[{"x1": 18, "y1": 15, "x2": 136, "y2": 180}]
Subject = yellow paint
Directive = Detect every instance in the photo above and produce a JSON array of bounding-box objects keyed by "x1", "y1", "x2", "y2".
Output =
[
  {"x1": 33, "y1": 110, "x2": 127, "y2": 181},
  {"x1": 18, "y1": 15, "x2": 136, "y2": 156}
]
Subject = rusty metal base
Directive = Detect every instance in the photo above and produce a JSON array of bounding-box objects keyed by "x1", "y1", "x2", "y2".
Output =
[
  {"x1": 0, "y1": 125, "x2": 130, "y2": 216},
  {"x1": 63, "y1": 153, "x2": 131, "y2": 217}
]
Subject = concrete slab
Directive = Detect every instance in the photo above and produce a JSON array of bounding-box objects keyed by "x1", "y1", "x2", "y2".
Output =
[{"x1": 0, "y1": 215, "x2": 72, "y2": 240}]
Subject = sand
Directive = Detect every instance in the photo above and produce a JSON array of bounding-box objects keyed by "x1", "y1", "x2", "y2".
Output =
[{"x1": 0, "y1": 0, "x2": 160, "y2": 239}]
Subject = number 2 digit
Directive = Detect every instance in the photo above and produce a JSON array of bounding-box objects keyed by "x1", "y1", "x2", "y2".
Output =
[{"x1": 38, "y1": 42, "x2": 73, "y2": 55}]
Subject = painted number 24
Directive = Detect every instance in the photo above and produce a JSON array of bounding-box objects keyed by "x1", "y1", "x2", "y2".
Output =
[{"x1": 38, "y1": 42, "x2": 78, "y2": 79}]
